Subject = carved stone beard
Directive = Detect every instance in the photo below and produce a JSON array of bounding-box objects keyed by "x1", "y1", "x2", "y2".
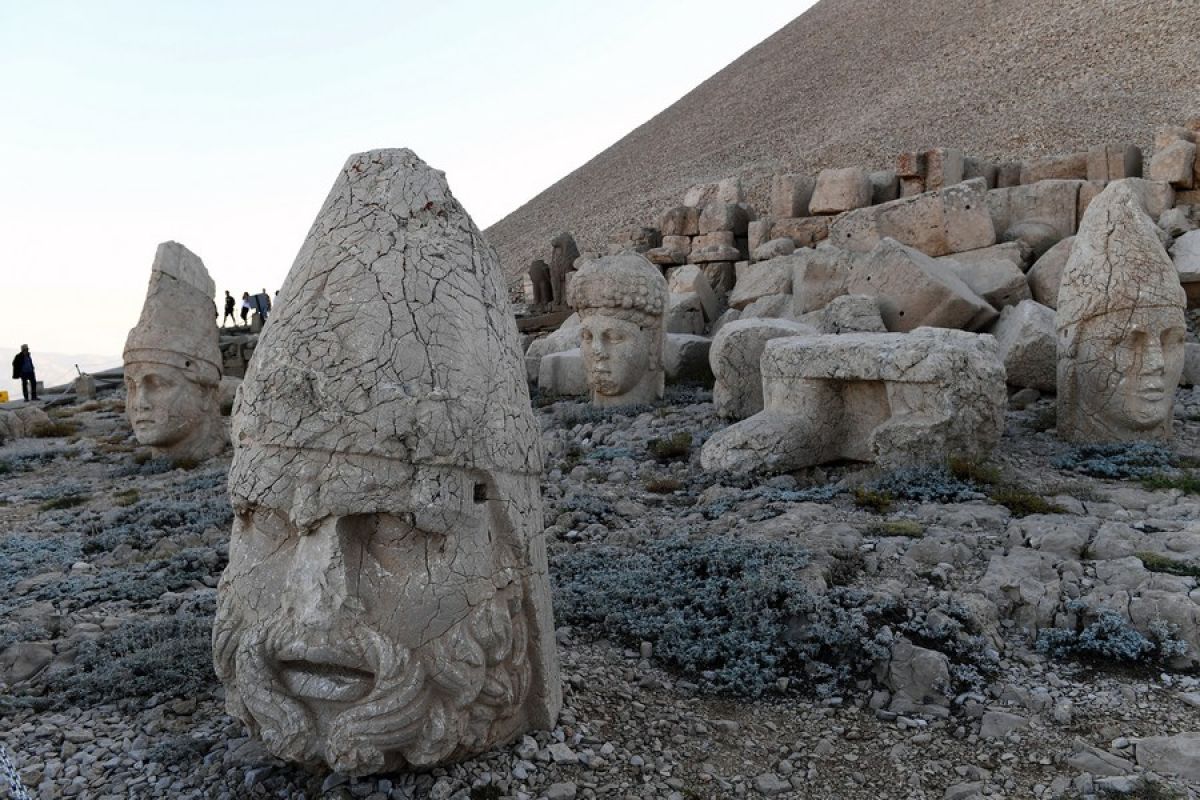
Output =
[{"x1": 213, "y1": 589, "x2": 530, "y2": 775}]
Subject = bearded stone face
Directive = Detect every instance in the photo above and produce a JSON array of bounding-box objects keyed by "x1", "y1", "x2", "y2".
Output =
[{"x1": 213, "y1": 456, "x2": 533, "y2": 775}]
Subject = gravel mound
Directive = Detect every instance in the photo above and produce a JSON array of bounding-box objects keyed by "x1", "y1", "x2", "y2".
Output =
[{"x1": 485, "y1": 0, "x2": 1200, "y2": 279}]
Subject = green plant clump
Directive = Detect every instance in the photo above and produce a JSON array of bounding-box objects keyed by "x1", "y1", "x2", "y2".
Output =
[
  {"x1": 1142, "y1": 471, "x2": 1200, "y2": 496},
  {"x1": 647, "y1": 431, "x2": 693, "y2": 462},
  {"x1": 644, "y1": 476, "x2": 683, "y2": 494},
  {"x1": 988, "y1": 487, "x2": 1064, "y2": 517},
  {"x1": 39, "y1": 493, "x2": 91, "y2": 512},
  {"x1": 1137, "y1": 552, "x2": 1200, "y2": 579},
  {"x1": 32, "y1": 420, "x2": 80, "y2": 438},
  {"x1": 868, "y1": 519, "x2": 925, "y2": 538},
  {"x1": 853, "y1": 487, "x2": 894, "y2": 514}
]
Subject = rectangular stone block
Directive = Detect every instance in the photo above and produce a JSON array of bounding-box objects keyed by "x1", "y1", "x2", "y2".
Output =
[
  {"x1": 986, "y1": 180, "x2": 1084, "y2": 239},
  {"x1": 899, "y1": 177, "x2": 925, "y2": 197},
  {"x1": 963, "y1": 157, "x2": 997, "y2": 189},
  {"x1": 770, "y1": 174, "x2": 815, "y2": 218},
  {"x1": 1155, "y1": 126, "x2": 1195, "y2": 150},
  {"x1": 924, "y1": 147, "x2": 964, "y2": 191},
  {"x1": 995, "y1": 162, "x2": 1023, "y2": 188},
  {"x1": 896, "y1": 151, "x2": 926, "y2": 178},
  {"x1": 1077, "y1": 181, "x2": 1105, "y2": 222},
  {"x1": 827, "y1": 178, "x2": 996, "y2": 257},
  {"x1": 747, "y1": 219, "x2": 771, "y2": 256},
  {"x1": 810, "y1": 167, "x2": 873, "y2": 214},
  {"x1": 1021, "y1": 152, "x2": 1088, "y2": 184},
  {"x1": 1087, "y1": 144, "x2": 1143, "y2": 182},
  {"x1": 769, "y1": 216, "x2": 830, "y2": 248},
  {"x1": 728, "y1": 257, "x2": 795, "y2": 310},
  {"x1": 1149, "y1": 139, "x2": 1197, "y2": 189},
  {"x1": 870, "y1": 170, "x2": 899, "y2": 204},
  {"x1": 660, "y1": 206, "x2": 700, "y2": 236}
]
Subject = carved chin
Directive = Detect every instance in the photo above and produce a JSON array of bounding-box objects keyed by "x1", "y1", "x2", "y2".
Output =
[{"x1": 214, "y1": 595, "x2": 530, "y2": 775}]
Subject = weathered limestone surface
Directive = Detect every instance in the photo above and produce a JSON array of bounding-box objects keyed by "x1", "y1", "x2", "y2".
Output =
[
  {"x1": 768, "y1": 216, "x2": 830, "y2": 248},
  {"x1": 1027, "y1": 236, "x2": 1074, "y2": 309},
  {"x1": 524, "y1": 314, "x2": 581, "y2": 382},
  {"x1": 752, "y1": 237, "x2": 797, "y2": 262},
  {"x1": 924, "y1": 147, "x2": 963, "y2": 191},
  {"x1": 828, "y1": 178, "x2": 995, "y2": 257},
  {"x1": 990, "y1": 299, "x2": 1057, "y2": 392},
  {"x1": 666, "y1": 265, "x2": 718, "y2": 322},
  {"x1": 0, "y1": 405, "x2": 51, "y2": 442},
  {"x1": 702, "y1": 328, "x2": 1006, "y2": 473},
  {"x1": 1183, "y1": 342, "x2": 1200, "y2": 387},
  {"x1": 728, "y1": 257, "x2": 794, "y2": 310},
  {"x1": 810, "y1": 167, "x2": 873, "y2": 214},
  {"x1": 800, "y1": 294, "x2": 887, "y2": 334},
  {"x1": 1149, "y1": 139, "x2": 1197, "y2": 188},
  {"x1": 770, "y1": 174, "x2": 814, "y2": 218},
  {"x1": 793, "y1": 239, "x2": 997, "y2": 332},
  {"x1": 1171, "y1": 229, "x2": 1200, "y2": 285},
  {"x1": 1056, "y1": 179, "x2": 1188, "y2": 443},
  {"x1": 664, "y1": 333, "x2": 714, "y2": 386},
  {"x1": 123, "y1": 241, "x2": 225, "y2": 463},
  {"x1": 940, "y1": 254, "x2": 1031, "y2": 310},
  {"x1": 986, "y1": 180, "x2": 1082, "y2": 245},
  {"x1": 1020, "y1": 152, "x2": 1088, "y2": 183},
  {"x1": 666, "y1": 293, "x2": 706, "y2": 335},
  {"x1": 709, "y1": 319, "x2": 816, "y2": 420},
  {"x1": 539, "y1": 348, "x2": 589, "y2": 396},
  {"x1": 659, "y1": 206, "x2": 700, "y2": 237},
  {"x1": 567, "y1": 252, "x2": 669, "y2": 407},
  {"x1": 1087, "y1": 144, "x2": 1142, "y2": 182},
  {"x1": 214, "y1": 149, "x2": 561, "y2": 776},
  {"x1": 699, "y1": 202, "x2": 750, "y2": 235},
  {"x1": 529, "y1": 259, "x2": 552, "y2": 305}
]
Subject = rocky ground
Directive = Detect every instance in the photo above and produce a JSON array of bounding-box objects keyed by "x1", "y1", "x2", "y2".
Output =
[{"x1": 3, "y1": 386, "x2": 1200, "y2": 799}]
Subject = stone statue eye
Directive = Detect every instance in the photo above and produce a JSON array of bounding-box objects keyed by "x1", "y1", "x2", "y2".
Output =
[
  {"x1": 581, "y1": 329, "x2": 592, "y2": 341},
  {"x1": 247, "y1": 507, "x2": 293, "y2": 539}
]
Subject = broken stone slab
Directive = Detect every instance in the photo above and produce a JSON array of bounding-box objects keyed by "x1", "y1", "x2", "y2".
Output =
[
  {"x1": 539, "y1": 348, "x2": 589, "y2": 396},
  {"x1": 1021, "y1": 152, "x2": 1089, "y2": 183},
  {"x1": 1184, "y1": 343, "x2": 1200, "y2": 387},
  {"x1": 644, "y1": 246, "x2": 687, "y2": 266},
  {"x1": 794, "y1": 238, "x2": 998, "y2": 332},
  {"x1": 996, "y1": 162, "x2": 1023, "y2": 188},
  {"x1": 752, "y1": 237, "x2": 797, "y2": 262},
  {"x1": 216, "y1": 148, "x2": 560, "y2": 775},
  {"x1": 895, "y1": 151, "x2": 925, "y2": 178},
  {"x1": 728, "y1": 257, "x2": 795, "y2": 310},
  {"x1": 1057, "y1": 179, "x2": 1188, "y2": 443},
  {"x1": 1087, "y1": 144, "x2": 1143, "y2": 182},
  {"x1": 769, "y1": 216, "x2": 830, "y2": 248},
  {"x1": 924, "y1": 147, "x2": 964, "y2": 191},
  {"x1": 899, "y1": 176, "x2": 925, "y2": 197},
  {"x1": 869, "y1": 169, "x2": 899, "y2": 204},
  {"x1": 800, "y1": 294, "x2": 887, "y2": 334},
  {"x1": 986, "y1": 180, "x2": 1083, "y2": 246},
  {"x1": 701, "y1": 261, "x2": 737, "y2": 301},
  {"x1": 611, "y1": 226, "x2": 661, "y2": 254},
  {"x1": 879, "y1": 638, "x2": 952, "y2": 714},
  {"x1": 1026, "y1": 236, "x2": 1073, "y2": 309},
  {"x1": 664, "y1": 333, "x2": 713, "y2": 386},
  {"x1": 1149, "y1": 139, "x2": 1197, "y2": 189},
  {"x1": 770, "y1": 174, "x2": 815, "y2": 218},
  {"x1": 660, "y1": 205, "x2": 700, "y2": 236},
  {"x1": 701, "y1": 328, "x2": 1006, "y2": 472},
  {"x1": 682, "y1": 177, "x2": 741, "y2": 208},
  {"x1": 944, "y1": 241, "x2": 1029, "y2": 271},
  {"x1": 809, "y1": 167, "x2": 873, "y2": 214},
  {"x1": 709, "y1": 318, "x2": 816, "y2": 420},
  {"x1": 963, "y1": 157, "x2": 997, "y2": 189},
  {"x1": 699, "y1": 202, "x2": 750, "y2": 235},
  {"x1": 989, "y1": 299, "x2": 1057, "y2": 392},
  {"x1": 1159, "y1": 207, "x2": 1197, "y2": 238},
  {"x1": 747, "y1": 219, "x2": 771, "y2": 257},
  {"x1": 1170, "y1": 229, "x2": 1200, "y2": 286},
  {"x1": 666, "y1": 264, "x2": 718, "y2": 322},
  {"x1": 940, "y1": 254, "x2": 1031, "y2": 310},
  {"x1": 739, "y1": 293, "x2": 794, "y2": 320},
  {"x1": 1134, "y1": 733, "x2": 1200, "y2": 781},
  {"x1": 665, "y1": 293, "x2": 706, "y2": 335},
  {"x1": 0, "y1": 405, "x2": 52, "y2": 442},
  {"x1": 525, "y1": 313, "x2": 581, "y2": 381},
  {"x1": 828, "y1": 178, "x2": 995, "y2": 257},
  {"x1": 688, "y1": 231, "x2": 740, "y2": 264},
  {"x1": 979, "y1": 711, "x2": 1030, "y2": 739}
]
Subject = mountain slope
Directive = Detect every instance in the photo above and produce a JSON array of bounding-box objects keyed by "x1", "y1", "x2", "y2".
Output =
[{"x1": 486, "y1": 0, "x2": 1200, "y2": 278}]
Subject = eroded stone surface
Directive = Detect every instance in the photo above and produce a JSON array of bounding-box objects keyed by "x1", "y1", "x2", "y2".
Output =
[
  {"x1": 567, "y1": 252, "x2": 669, "y2": 408},
  {"x1": 1056, "y1": 179, "x2": 1188, "y2": 443},
  {"x1": 828, "y1": 178, "x2": 995, "y2": 257},
  {"x1": 709, "y1": 318, "x2": 816, "y2": 420},
  {"x1": 990, "y1": 299, "x2": 1056, "y2": 392},
  {"x1": 123, "y1": 241, "x2": 225, "y2": 463},
  {"x1": 702, "y1": 328, "x2": 1006, "y2": 472},
  {"x1": 214, "y1": 149, "x2": 561, "y2": 776},
  {"x1": 550, "y1": 232, "x2": 580, "y2": 308}
]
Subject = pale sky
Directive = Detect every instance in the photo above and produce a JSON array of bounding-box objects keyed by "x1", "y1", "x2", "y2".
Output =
[{"x1": 0, "y1": 0, "x2": 810, "y2": 394}]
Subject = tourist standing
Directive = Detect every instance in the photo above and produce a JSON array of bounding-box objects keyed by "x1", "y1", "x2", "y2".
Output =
[
  {"x1": 240, "y1": 292, "x2": 251, "y2": 325},
  {"x1": 10, "y1": 344, "x2": 37, "y2": 401},
  {"x1": 222, "y1": 290, "x2": 237, "y2": 326}
]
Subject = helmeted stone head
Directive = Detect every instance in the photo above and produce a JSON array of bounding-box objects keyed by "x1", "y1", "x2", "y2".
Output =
[
  {"x1": 566, "y1": 252, "x2": 668, "y2": 407},
  {"x1": 123, "y1": 241, "x2": 224, "y2": 461},
  {"x1": 213, "y1": 149, "x2": 560, "y2": 776},
  {"x1": 1056, "y1": 179, "x2": 1187, "y2": 442}
]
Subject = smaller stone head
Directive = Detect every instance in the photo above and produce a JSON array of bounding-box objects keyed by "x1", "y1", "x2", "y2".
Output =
[
  {"x1": 566, "y1": 253, "x2": 668, "y2": 407},
  {"x1": 123, "y1": 242, "x2": 224, "y2": 461}
]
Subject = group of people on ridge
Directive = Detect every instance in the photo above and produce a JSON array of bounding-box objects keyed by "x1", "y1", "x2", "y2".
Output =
[{"x1": 221, "y1": 289, "x2": 274, "y2": 327}]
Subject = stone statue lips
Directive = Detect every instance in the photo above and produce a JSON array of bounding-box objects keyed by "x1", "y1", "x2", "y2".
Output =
[{"x1": 274, "y1": 643, "x2": 375, "y2": 704}]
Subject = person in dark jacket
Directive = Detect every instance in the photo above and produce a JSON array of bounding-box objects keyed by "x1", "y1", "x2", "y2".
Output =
[
  {"x1": 11, "y1": 344, "x2": 37, "y2": 401},
  {"x1": 222, "y1": 290, "x2": 237, "y2": 327}
]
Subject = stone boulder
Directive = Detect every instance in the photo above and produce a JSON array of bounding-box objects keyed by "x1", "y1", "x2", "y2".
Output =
[
  {"x1": 1134, "y1": 733, "x2": 1200, "y2": 781},
  {"x1": 986, "y1": 180, "x2": 1082, "y2": 255},
  {"x1": 990, "y1": 299, "x2": 1056, "y2": 392},
  {"x1": 810, "y1": 168, "x2": 873, "y2": 214},
  {"x1": 0, "y1": 405, "x2": 52, "y2": 442},
  {"x1": 752, "y1": 237, "x2": 797, "y2": 262},
  {"x1": 827, "y1": 178, "x2": 995, "y2": 257},
  {"x1": 702, "y1": 328, "x2": 1006, "y2": 472},
  {"x1": 709, "y1": 318, "x2": 816, "y2": 420},
  {"x1": 1149, "y1": 139, "x2": 1197, "y2": 188},
  {"x1": 1171, "y1": 229, "x2": 1200, "y2": 306},
  {"x1": 666, "y1": 293, "x2": 706, "y2": 335},
  {"x1": 1026, "y1": 236, "x2": 1074, "y2": 309},
  {"x1": 667, "y1": 265, "x2": 719, "y2": 322},
  {"x1": 728, "y1": 257, "x2": 795, "y2": 310},
  {"x1": 539, "y1": 349, "x2": 589, "y2": 396},
  {"x1": 524, "y1": 313, "x2": 581, "y2": 381},
  {"x1": 793, "y1": 239, "x2": 997, "y2": 332},
  {"x1": 941, "y1": 255, "x2": 1031, "y2": 310},
  {"x1": 804, "y1": 294, "x2": 886, "y2": 334},
  {"x1": 664, "y1": 334, "x2": 714, "y2": 386},
  {"x1": 770, "y1": 174, "x2": 815, "y2": 218}
]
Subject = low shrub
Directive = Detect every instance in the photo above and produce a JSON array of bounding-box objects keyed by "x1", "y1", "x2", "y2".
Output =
[
  {"x1": 1137, "y1": 552, "x2": 1200, "y2": 579},
  {"x1": 988, "y1": 487, "x2": 1064, "y2": 517},
  {"x1": 1142, "y1": 471, "x2": 1200, "y2": 495},
  {"x1": 868, "y1": 519, "x2": 924, "y2": 538},
  {"x1": 644, "y1": 477, "x2": 683, "y2": 494},
  {"x1": 946, "y1": 457, "x2": 1002, "y2": 486},
  {"x1": 39, "y1": 493, "x2": 90, "y2": 512},
  {"x1": 647, "y1": 431, "x2": 693, "y2": 462},
  {"x1": 1028, "y1": 405, "x2": 1057, "y2": 433},
  {"x1": 866, "y1": 466, "x2": 980, "y2": 504},
  {"x1": 1036, "y1": 607, "x2": 1188, "y2": 664},
  {"x1": 31, "y1": 420, "x2": 79, "y2": 438},
  {"x1": 853, "y1": 487, "x2": 894, "y2": 514},
  {"x1": 113, "y1": 489, "x2": 140, "y2": 507},
  {"x1": 1054, "y1": 442, "x2": 1174, "y2": 479}
]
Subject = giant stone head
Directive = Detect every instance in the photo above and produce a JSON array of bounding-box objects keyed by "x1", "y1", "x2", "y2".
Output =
[{"x1": 213, "y1": 149, "x2": 561, "y2": 776}]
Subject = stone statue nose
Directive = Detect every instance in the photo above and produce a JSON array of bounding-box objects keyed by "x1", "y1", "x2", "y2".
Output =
[
  {"x1": 283, "y1": 517, "x2": 364, "y2": 625},
  {"x1": 1142, "y1": 336, "x2": 1166, "y2": 374}
]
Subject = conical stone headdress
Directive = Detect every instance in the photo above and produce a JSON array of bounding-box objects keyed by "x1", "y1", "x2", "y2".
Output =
[
  {"x1": 123, "y1": 241, "x2": 221, "y2": 386},
  {"x1": 232, "y1": 149, "x2": 541, "y2": 477}
]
